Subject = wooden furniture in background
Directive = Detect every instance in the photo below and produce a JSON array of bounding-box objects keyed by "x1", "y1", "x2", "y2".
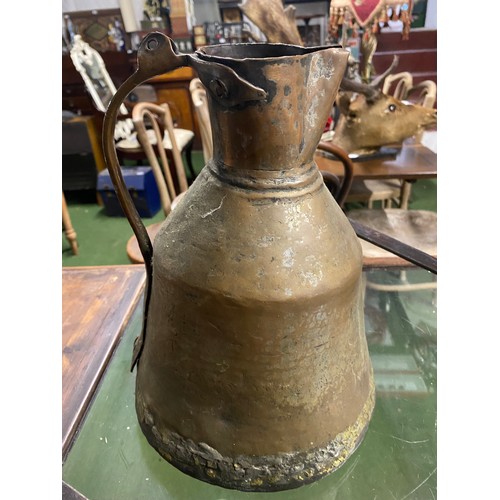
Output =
[
  {"x1": 62, "y1": 49, "x2": 133, "y2": 193},
  {"x1": 189, "y1": 78, "x2": 212, "y2": 163},
  {"x1": 345, "y1": 178, "x2": 403, "y2": 209},
  {"x1": 62, "y1": 114, "x2": 106, "y2": 171},
  {"x1": 62, "y1": 265, "x2": 146, "y2": 458},
  {"x1": 382, "y1": 71, "x2": 413, "y2": 100},
  {"x1": 121, "y1": 102, "x2": 190, "y2": 264},
  {"x1": 406, "y1": 79, "x2": 437, "y2": 109},
  {"x1": 62, "y1": 54, "x2": 203, "y2": 168},
  {"x1": 315, "y1": 139, "x2": 437, "y2": 183},
  {"x1": 316, "y1": 137, "x2": 436, "y2": 215},
  {"x1": 62, "y1": 51, "x2": 134, "y2": 116},
  {"x1": 69, "y1": 34, "x2": 134, "y2": 141},
  {"x1": 348, "y1": 207, "x2": 437, "y2": 270},
  {"x1": 62, "y1": 114, "x2": 106, "y2": 196},
  {"x1": 62, "y1": 192, "x2": 78, "y2": 255},
  {"x1": 379, "y1": 72, "x2": 437, "y2": 209},
  {"x1": 317, "y1": 141, "x2": 437, "y2": 271},
  {"x1": 116, "y1": 93, "x2": 196, "y2": 183},
  {"x1": 147, "y1": 67, "x2": 202, "y2": 150}
]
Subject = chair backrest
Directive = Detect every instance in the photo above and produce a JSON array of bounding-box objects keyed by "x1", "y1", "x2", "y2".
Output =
[
  {"x1": 404, "y1": 79, "x2": 437, "y2": 145},
  {"x1": 382, "y1": 72, "x2": 413, "y2": 101},
  {"x1": 132, "y1": 102, "x2": 188, "y2": 216},
  {"x1": 190, "y1": 79, "x2": 213, "y2": 163},
  {"x1": 405, "y1": 80, "x2": 437, "y2": 109},
  {"x1": 189, "y1": 78, "x2": 205, "y2": 93}
]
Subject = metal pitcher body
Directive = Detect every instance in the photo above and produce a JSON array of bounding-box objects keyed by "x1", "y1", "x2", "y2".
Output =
[{"x1": 103, "y1": 33, "x2": 374, "y2": 492}]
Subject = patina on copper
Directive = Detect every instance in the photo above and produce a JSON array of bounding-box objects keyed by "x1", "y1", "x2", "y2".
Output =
[{"x1": 103, "y1": 32, "x2": 375, "y2": 492}]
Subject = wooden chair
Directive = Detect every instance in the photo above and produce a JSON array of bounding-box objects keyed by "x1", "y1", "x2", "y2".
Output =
[
  {"x1": 321, "y1": 134, "x2": 401, "y2": 209},
  {"x1": 115, "y1": 110, "x2": 197, "y2": 182},
  {"x1": 189, "y1": 77, "x2": 205, "y2": 93},
  {"x1": 404, "y1": 80, "x2": 437, "y2": 151},
  {"x1": 318, "y1": 148, "x2": 403, "y2": 209},
  {"x1": 381, "y1": 71, "x2": 414, "y2": 101},
  {"x1": 317, "y1": 142, "x2": 436, "y2": 290},
  {"x1": 70, "y1": 33, "x2": 198, "y2": 185},
  {"x1": 405, "y1": 80, "x2": 437, "y2": 109},
  {"x1": 75, "y1": 41, "x2": 194, "y2": 184},
  {"x1": 346, "y1": 178, "x2": 403, "y2": 209},
  {"x1": 125, "y1": 102, "x2": 189, "y2": 264},
  {"x1": 398, "y1": 79, "x2": 437, "y2": 209},
  {"x1": 189, "y1": 78, "x2": 213, "y2": 164},
  {"x1": 62, "y1": 192, "x2": 78, "y2": 255}
]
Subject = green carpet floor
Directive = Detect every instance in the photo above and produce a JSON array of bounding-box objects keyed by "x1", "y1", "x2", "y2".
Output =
[{"x1": 62, "y1": 151, "x2": 437, "y2": 267}]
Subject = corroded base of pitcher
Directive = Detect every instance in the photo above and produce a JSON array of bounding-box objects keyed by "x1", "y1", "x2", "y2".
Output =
[{"x1": 136, "y1": 380, "x2": 375, "y2": 492}]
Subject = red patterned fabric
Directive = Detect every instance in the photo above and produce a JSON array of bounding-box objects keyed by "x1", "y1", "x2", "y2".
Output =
[
  {"x1": 330, "y1": 0, "x2": 413, "y2": 28},
  {"x1": 350, "y1": 0, "x2": 385, "y2": 26}
]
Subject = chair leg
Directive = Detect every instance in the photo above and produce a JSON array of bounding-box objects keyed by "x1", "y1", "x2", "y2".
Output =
[
  {"x1": 400, "y1": 180, "x2": 414, "y2": 210},
  {"x1": 184, "y1": 139, "x2": 197, "y2": 182},
  {"x1": 62, "y1": 192, "x2": 78, "y2": 255}
]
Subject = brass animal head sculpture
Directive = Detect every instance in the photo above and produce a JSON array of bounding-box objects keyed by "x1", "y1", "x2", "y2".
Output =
[{"x1": 334, "y1": 59, "x2": 437, "y2": 155}]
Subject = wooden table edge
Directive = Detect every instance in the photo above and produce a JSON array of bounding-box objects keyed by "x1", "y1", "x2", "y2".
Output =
[{"x1": 62, "y1": 265, "x2": 146, "y2": 459}]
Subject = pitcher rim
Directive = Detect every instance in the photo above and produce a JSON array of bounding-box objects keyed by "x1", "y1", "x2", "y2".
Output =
[{"x1": 195, "y1": 42, "x2": 347, "y2": 63}]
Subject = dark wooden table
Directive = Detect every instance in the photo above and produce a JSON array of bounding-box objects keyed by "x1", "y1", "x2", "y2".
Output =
[
  {"x1": 314, "y1": 139, "x2": 437, "y2": 181},
  {"x1": 62, "y1": 265, "x2": 146, "y2": 458}
]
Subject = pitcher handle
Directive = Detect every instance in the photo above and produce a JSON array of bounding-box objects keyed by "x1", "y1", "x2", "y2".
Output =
[
  {"x1": 102, "y1": 32, "x2": 267, "y2": 269},
  {"x1": 102, "y1": 33, "x2": 188, "y2": 275},
  {"x1": 102, "y1": 33, "x2": 188, "y2": 370}
]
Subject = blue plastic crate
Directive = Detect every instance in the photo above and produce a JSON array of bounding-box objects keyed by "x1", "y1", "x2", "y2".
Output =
[{"x1": 97, "y1": 166, "x2": 161, "y2": 218}]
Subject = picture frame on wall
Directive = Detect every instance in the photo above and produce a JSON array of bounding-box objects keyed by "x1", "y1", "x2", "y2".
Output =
[{"x1": 63, "y1": 9, "x2": 130, "y2": 52}]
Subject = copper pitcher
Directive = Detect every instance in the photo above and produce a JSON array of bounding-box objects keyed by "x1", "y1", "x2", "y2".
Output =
[{"x1": 103, "y1": 33, "x2": 374, "y2": 492}]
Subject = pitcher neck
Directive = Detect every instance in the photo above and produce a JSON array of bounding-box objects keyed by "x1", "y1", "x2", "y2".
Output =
[
  {"x1": 208, "y1": 157, "x2": 322, "y2": 194},
  {"x1": 206, "y1": 76, "x2": 330, "y2": 181}
]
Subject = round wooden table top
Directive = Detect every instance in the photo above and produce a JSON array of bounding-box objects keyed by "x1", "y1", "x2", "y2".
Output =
[{"x1": 126, "y1": 222, "x2": 163, "y2": 264}]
